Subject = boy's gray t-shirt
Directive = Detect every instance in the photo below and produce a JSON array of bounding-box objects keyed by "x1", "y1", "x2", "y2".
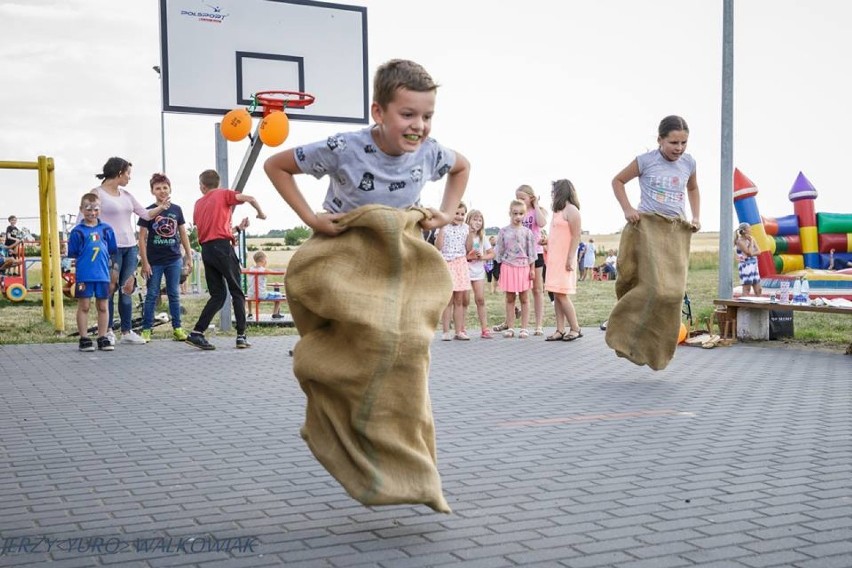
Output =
[
  {"x1": 295, "y1": 126, "x2": 456, "y2": 214},
  {"x1": 636, "y1": 149, "x2": 696, "y2": 219}
]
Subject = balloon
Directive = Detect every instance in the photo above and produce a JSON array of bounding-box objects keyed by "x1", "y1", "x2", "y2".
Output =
[
  {"x1": 678, "y1": 322, "x2": 688, "y2": 344},
  {"x1": 259, "y1": 110, "x2": 289, "y2": 147},
  {"x1": 220, "y1": 108, "x2": 252, "y2": 142}
]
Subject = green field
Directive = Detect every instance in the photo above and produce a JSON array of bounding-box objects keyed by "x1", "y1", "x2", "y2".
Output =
[{"x1": 2, "y1": 235, "x2": 850, "y2": 351}]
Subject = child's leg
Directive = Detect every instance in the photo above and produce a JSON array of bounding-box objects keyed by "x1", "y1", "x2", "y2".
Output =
[
  {"x1": 77, "y1": 298, "x2": 91, "y2": 337},
  {"x1": 96, "y1": 298, "x2": 109, "y2": 337},
  {"x1": 505, "y1": 292, "x2": 517, "y2": 329},
  {"x1": 441, "y1": 301, "x2": 452, "y2": 333},
  {"x1": 273, "y1": 300, "x2": 281, "y2": 315},
  {"x1": 452, "y1": 291, "x2": 466, "y2": 334},
  {"x1": 142, "y1": 267, "x2": 163, "y2": 330},
  {"x1": 532, "y1": 264, "x2": 544, "y2": 331},
  {"x1": 519, "y1": 290, "x2": 530, "y2": 330},
  {"x1": 163, "y1": 259, "x2": 183, "y2": 328},
  {"x1": 471, "y1": 280, "x2": 488, "y2": 331}
]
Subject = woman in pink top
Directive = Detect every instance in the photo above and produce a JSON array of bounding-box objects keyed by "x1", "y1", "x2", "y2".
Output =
[{"x1": 88, "y1": 157, "x2": 169, "y2": 345}]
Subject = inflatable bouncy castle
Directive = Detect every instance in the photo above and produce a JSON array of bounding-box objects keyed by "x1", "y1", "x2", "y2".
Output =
[{"x1": 733, "y1": 169, "x2": 852, "y2": 300}]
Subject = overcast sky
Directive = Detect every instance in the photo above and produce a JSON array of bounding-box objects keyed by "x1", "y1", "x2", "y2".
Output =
[{"x1": 1, "y1": 0, "x2": 850, "y2": 237}]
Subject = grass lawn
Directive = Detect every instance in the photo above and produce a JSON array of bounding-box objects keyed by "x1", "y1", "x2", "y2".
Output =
[{"x1": 2, "y1": 234, "x2": 850, "y2": 351}]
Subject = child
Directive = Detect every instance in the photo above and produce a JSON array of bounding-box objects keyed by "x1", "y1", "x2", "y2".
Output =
[
  {"x1": 607, "y1": 115, "x2": 701, "y2": 370},
  {"x1": 67, "y1": 193, "x2": 117, "y2": 352},
  {"x1": 515, "y1": 185, "x2": 548, "y2": 335},
  {"x1": 264, "y1": 59, "x2": 469, "y2": 513},
  {"x1": 186, "y1": 169, "x2": 266, "y2": 351},
  {"x1": 4, "y1": 215, "x2": 22, "y2": 275},
  {"x1": 735, "y1": 222, "x2": 762, "y2": 296},
  {"x1": 487, "y1": 235, "x2": 499, "y2": 294},
  {"x1": 463, "y1": 209, "x2": 494, "y2": 338},
  {"x1": 612, "y1": 115, "x2": 701, "y2": 231},
  {"x1": 581, "y1": 237, "x2": 597, "y2": 281},
  {"x1": 435, "y1": 203, "x2": 472, "y2": 340},
  {"x1": 137, "y1": 173, "x2": 193, "y2": 342},
  {"x1": 494, "y1": 199, "x2": 536, "y2": 338},
  {"x1": 544, "y1": 179, "x2": 583, "y2": 341},
  {"x1": 246, "y1": 250, "x2": 285, "y2": 319}
]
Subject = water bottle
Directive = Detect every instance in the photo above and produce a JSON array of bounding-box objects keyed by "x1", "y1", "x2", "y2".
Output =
[
  {"x1": 792, "y1": 277, "x2": 802, "y2": 304},
  {"x1": 801, "y1": 277, "x2": 809, "y2": 304},
  {"x1": 779, "y1": 281, "x2": 790, "y2": 304}
]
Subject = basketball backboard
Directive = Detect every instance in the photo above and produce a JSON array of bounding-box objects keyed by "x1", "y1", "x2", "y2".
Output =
[{"x1": 159, "y1": 0, "x2": 368, "y2": 124}]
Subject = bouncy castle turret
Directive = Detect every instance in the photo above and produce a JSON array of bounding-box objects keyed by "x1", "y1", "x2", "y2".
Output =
[
  {"x1": 788, "y1": 171, "x2": 819, "y2": 269},
  {"x1": 733, "y1": 168, "x2": 775, "y2": 276}
]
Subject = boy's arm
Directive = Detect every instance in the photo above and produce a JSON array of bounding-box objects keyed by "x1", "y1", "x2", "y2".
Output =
[
  {"x1": 138, "y1": 226, "x2": 151, "y2": 278},
  {"x1": 234, "y1": 193, "x2": 266, "y2": 220},
  {"x1": 421, "y1": 152, "x2": 470, "y2": 231},
  {"x1": 264, "y1": 149, "x2": 344, "y2": 236},
  {"x1": 178, "y1": 225, "x2": 193, "y2": 270}
]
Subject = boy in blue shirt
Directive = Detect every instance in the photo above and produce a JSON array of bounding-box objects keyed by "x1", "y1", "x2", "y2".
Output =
[{"x1": 68, "y1": 193, "x2": 118, "y2": 352}]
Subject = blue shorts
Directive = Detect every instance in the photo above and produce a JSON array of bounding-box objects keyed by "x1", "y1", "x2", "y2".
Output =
[{"x1": 75, "y1": 281, "x2": 110, "y2": 299}]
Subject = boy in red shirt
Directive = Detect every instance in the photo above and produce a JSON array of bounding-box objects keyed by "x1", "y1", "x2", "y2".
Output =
[{"x1": 186, "y1": 169, "x2": 266, "y2": 350}]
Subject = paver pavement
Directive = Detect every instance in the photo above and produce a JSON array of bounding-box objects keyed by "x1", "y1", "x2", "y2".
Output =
[{"x1": 0, "y1": 330, "x2": 850, "y2": 567}]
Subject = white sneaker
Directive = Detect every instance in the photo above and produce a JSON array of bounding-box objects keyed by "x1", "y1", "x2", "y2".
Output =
[
  {"x1": 120, "y1": 330, "x2": 147, "y2": 345},
  {"x1": 106, "y1": 329, "x2": 116, "y2": 346}
]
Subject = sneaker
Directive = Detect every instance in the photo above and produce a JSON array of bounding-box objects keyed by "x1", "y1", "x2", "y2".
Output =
[
  {"x1": 186, "y1": 333, "x2": 215, "y2": 350},
  {"x1": 480, "y1": 329, "x2": 493, "y2": 339},
  {"x1": 140, "y1": 329, "x2": 152, "y2": 343},
  {"x1": 236, "y1": 334, "x2": 251, "y2": 349},
  {"x1": 441, "y1": 332, "x2": 453, "y2": 341},
  {"x1": 172, "y1": 327, "x2": 188, "y2": 341},
  {"x1": 106, "y1": 329, "x2": 116, "y2": 346},
  {"x1": 79, "y1": 337, "x2": 95, "y2": 352},
  {"x1": 97, "y1": 336, "x2": 114, "y2": 351},
  {"x1": 120, "y1": 330, "x2": 146, "y2": 345},
  {"x1": 271, "y1": 313, "x2": 285, "y2": 319}
]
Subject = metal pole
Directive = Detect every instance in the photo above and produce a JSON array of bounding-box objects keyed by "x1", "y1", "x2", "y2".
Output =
[
  {"x1": 718, "y1": 0, "x2": 735, "y2": 299},
  {"x1": 214, "y1": 123, "x2": 232, "y2": 331},
  {"x1": 153, "y1": 65, "x2": 166, "y2": 172}
]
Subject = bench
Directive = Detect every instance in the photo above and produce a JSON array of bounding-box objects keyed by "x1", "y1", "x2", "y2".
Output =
[
  {"x1": 242, "y1": 268, "x2": 287, "y2": 321},
  {"x1": 713, "y1": 298, "x2": 852, "y2": 345}
]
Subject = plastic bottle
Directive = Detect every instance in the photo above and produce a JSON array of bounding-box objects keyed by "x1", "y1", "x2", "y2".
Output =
[
  {"x1": 780, "y1": 280, "x2": 790, "y2": 304},
  {"x1": 801, "y1": 276, "x2": 809, "y2": 305},
  {"x1": 792, "y1": 277, "x2": 802, "y2": 304}
]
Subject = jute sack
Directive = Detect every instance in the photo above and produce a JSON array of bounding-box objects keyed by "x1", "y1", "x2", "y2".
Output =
[
  {"x1": 285, "y1": 204, "x2": 452, "y2": 513},
  {"x1": 605, "y1": 213, "x2": 693, "y2": 370}
]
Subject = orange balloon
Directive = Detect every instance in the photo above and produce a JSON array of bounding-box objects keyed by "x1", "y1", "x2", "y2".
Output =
[
  {"x1": 678, "y1": 322, "x2": 688, "y2": 344},
  {"x1": 259, "y1": 110, "x2": 289, "y2": 147},
  {"x1": 220, "y1": 108, "x2": 252, "y2": 142}
]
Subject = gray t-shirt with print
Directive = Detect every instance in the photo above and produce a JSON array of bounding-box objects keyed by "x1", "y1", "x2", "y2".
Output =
[
  {"x1": 295, "y1": 126, "x2": 456, "y2": 214},
  {"x1": 636, "y1": 149, "x2": 696, "y2": 219}
]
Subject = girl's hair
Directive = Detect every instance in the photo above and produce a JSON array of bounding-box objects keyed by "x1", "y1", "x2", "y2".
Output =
[
  {"x1": 735, "y1": 222, "x2": 750, "y2": 239},
  {"x1": 466, "y1": 209, "x2": 485, "y2": 244},
  {"x1": 373, "y1": 59, "x2": 438, "y2": 109},
  {"x1": 509, "y1": 199, "x2": 526, "y2": 214},
  {"x1": 658, "y1": 115, "x2": 689, "y2": 138},
  {"x1": 551, "y1": 179, "x2": 580, "y2": 212},
  {"x1": 95, "y1": 157, "x2": 132, "y2": 180},
  {"x1": 515, "y1": 184, "x2": 534, "y2": 199},
  {"x1": 149, "y1": 173, "x2": 171, "y2": 189}
]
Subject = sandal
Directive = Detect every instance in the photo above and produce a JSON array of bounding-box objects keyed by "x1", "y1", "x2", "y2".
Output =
[
  {"x1": 563, "y1": 329, "x2": 583, "y2": 341},
  {"x1": 454, "y1": 331, "x2": 471, "y2": 341},
  {"x1": 545, "y1": 330, "x2": 565, "y2": 341},
  {"x1": 502, "y1": 329, "x2": 515, "y2": 338},
  {"x1": 533, "y1": 328, "x2": 544, "y2": 336},
  {"x1": 493, "y1": 322, "x2": 509, "y2": 332},
  {"x1": 519, "y1": 329, "x2": 530, "y2": 339},
  {"x1": 480, "y1": 329, "x2": 494, "y2": 339}
]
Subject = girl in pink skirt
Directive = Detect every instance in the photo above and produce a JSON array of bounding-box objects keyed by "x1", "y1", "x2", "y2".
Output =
[
  {"x1": 436, "y1": 202, "x2": 473, "y2": 340},
  {"x1": 494, "y1": 200, "x2": 537, "y2": 338}
]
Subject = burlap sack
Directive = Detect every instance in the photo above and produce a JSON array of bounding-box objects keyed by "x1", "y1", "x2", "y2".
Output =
[
  {"x1": 285, "y1": 204, "x2": 452, "y2": 513},
  {"x1": 605, "y1": 213, "x2": 693, "y2": 370}
]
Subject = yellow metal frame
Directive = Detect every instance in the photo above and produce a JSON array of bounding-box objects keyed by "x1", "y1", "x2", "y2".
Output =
[{"x1": 0, "y1": 157, "x2": 65, "y2": 332}]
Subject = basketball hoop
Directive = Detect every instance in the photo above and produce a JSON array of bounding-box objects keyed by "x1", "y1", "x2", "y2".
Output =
[{"x1": 255, "y1": 91, "x2": 315, "y2": 116}]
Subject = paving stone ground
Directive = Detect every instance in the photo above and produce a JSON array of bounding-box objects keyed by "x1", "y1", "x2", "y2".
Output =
[{"x1": 1, "y1": 329, "x2": 850, "y2": 567}]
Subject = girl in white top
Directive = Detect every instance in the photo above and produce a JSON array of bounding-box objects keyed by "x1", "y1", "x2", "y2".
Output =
[
  {"x1": 435, "y1": 203, "x2": 472, "y2": 340},
  {"x1": 463, "y1": 209, "x2": 494, "y2": 339}
]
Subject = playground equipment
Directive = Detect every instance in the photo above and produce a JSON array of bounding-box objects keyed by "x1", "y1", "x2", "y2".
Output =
[
  {"x1": 0, "y1": 156, "x2": 65, "y2": 331},
  {"x1": 733, "y1": 169, "x2": 852, "y2": 300}
]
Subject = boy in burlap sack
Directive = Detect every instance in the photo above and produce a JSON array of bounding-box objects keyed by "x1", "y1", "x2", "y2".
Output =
[
  {"x1": 265, "y1": 59, "x2": 470, "y2": 512},
  {"x1": 607, "y1": 116, "x2": 701, "y2": 370}
]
